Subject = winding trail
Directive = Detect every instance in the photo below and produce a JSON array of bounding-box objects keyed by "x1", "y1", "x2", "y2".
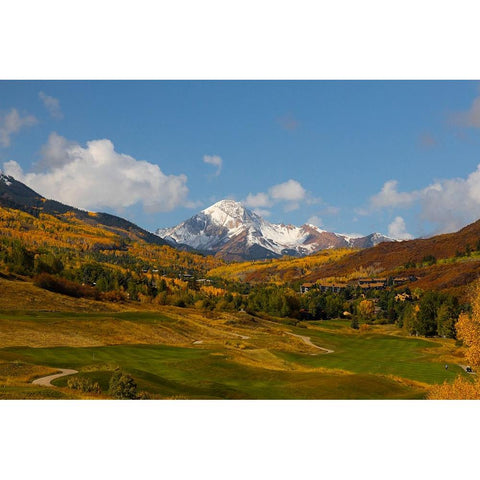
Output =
[
  {"x1": 286, "y1": 332, "x2": 334, "y2": 354},
  {"x1": 458, "y1": 364, "x2": 476, "y2": 375},
  {"x1": 232, "y1": 333, "x2": 250, "y2": 340},
  {"x1": 32, "y1": 369, "x2": 78, "y2": 387}
]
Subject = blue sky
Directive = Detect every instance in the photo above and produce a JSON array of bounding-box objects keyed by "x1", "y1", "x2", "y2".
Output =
[{"x1": 1, "y1": 80, "x2": 480, "y2": 238}]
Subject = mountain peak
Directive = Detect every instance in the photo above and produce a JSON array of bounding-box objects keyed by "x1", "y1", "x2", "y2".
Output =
[
  {"x1": 155, "y1": 200, "x2": 394, "y2": 260},
  {"x1": 205, "y1": 198, "x2": 242, "y2": 209},
  {"x1": 202, "y1": 199, "x2": 247, "y2": 218},
  {"x1": 201, "y1": 199, "x2": 258, "y2": 230},
  {"x1": 304, "y1": 223, "x2": 326, "y2": 233}
]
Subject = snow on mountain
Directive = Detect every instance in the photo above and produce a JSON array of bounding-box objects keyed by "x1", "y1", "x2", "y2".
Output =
[
  {"x1": 155, "y1": 199, "x2": 394, "y2": 260},
  {"x1": 0, "y1": 172, "x2": 13, "y2": 186}
]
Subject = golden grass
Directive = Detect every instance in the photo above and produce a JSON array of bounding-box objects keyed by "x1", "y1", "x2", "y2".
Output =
[
  {"x1": 0, "y1": 277, "x2": 122, "y2": 313},
  {"x1": 0, "y1": 305, "x2": 322, "y2": 354},
  {"x1": 229, "y1": 348, "x2": 350, "y2": 375},
  {"x1": 0, "y1": 362, "x2": 58, "y2": 385}
]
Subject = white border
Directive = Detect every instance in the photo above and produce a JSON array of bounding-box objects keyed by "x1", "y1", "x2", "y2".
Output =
[
  {"x1": 1, "y1": 1, "x2": 480, "y2": 79},
  {"x1": 1, "y1": 400, "x2": 478, "y2": 479},
  {"x1": 2, "y1": 1, "x2": 480, "y2": 478}
]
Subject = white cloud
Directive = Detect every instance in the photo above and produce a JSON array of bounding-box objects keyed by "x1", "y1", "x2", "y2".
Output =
[
  {"x1": 370, "y1": 180, "x2": 418, "y2": 210},
  {"x1": 38, "y1": 91, "x2": 63, "y2": 119},
  {"x1": 243, "y1": 179, "x2": 323, "y2": 213},
  {"x1": 388, "y1": 216, "x2": 413, "y2": 240},
  {"x1": 244, "y1": 179, "x2": 310, "y2": 212},
  {"x1": 244, "y1": 192, "x2": 272, "y2": 208},
  {"x1": 0, "y1": 109, "x2": 37, "y2": 147},
  {"x1": 452, "y1": 95, "x2": 480, "y2": 128},
  {"x1": 203, "y1": 154, "x2": 222, "y2": 176},
  {"x1": 3, "y1": 134, "x2": 189, "y2": 213},
  {"x1": 35, "y1": 132, "x2": 76, "y2": 170},
  {"x1": 253, "y1": 208, "x2": 271, "y2": 217},
  {"x1": 368, "y1": 164, "x2": 480, "y2": 234},
  {"x1": 270, "y1": 179, "x2": 306, "y2": 202},
  {"x1": 284, "y1": 202, "x2": 300, "y2": 212},
  {"x1": 307, "y1": 215, "x2": 323, "y2": 227}
]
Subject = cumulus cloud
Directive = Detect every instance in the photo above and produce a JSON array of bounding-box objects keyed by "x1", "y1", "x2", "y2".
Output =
[
  {"x1": 34, "y1": 132, "x2": 77, "y2": 171},
  {"x1": 245, "y1": 192, "x2": 272, "y2": 208},
  {"x1": 388, "y1": 216, "x2": 413, "y2": 240},
  {"x1": 3, "y1": 134, "x2": 189, "y2": 213},
  {"x1": 0, "y1": 109, "x2": 37, "y2": 147},
  {"x1": 253, "y1": 208, "x2": 271, "y2": 217},
  {"x1": 203, "y1": 154, "x2": 222, "y2": 176},
  {"x1": 270, "y1": 179, "x2": 306, "y2": 202},
  {"x1": 370, "y1": 180, "x2": 419, "y2": 210},
  {"x1": 307, "y1": 215, "x2": 323, "y2": 228},
  {"x1": 244, "y1": 179, "x2": 312, "y2": 212},
  {"x1": 368, "y1": 164, "x2": 480, "y2": 234},
  {"x1": 38, "y1": 92, "x2": 63, "y2": 119},
  {"x1": 451, "y1": 95, "x2": 480, "y2": 128}
]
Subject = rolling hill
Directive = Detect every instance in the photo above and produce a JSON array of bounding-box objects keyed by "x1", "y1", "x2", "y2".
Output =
[
  {"x1": 208, "y1": 217, "x2": 480, "y2": 296},
  {"x1": 0, "y1": 172, "x2": 167, "y2": 246},
  {"x1": 0, "y1": 173, "x2": 223, "y2": 284}
]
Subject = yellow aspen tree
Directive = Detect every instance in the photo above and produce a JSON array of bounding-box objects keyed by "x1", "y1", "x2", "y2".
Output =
[{"x1": 429, "y1": 282, "x2": 480, "y2": 399}]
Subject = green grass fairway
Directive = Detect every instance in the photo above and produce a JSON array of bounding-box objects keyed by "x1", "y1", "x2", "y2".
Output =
[
  {"x1": 0, "y1": 310, "x2": 466, "y2": 399},
  {"x1": 2, "y1": 344, "x2": 425, "y2": 399},
  {"x1": 278, "y1": 323, "x2": 465, "y2": 385}
]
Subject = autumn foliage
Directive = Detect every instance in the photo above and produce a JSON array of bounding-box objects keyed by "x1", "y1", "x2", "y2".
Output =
[
  {"x1": 456, "y1": 312, "x2": 480, "y2": 368},
  {"x1": 428, "y1": 375, "x2": 480, "y2": 400},
  {"x1": 357, "y1": 299, "x2": 375, "y2": 323},
  {"x1": 34, "y1": 273, "x2": 100, "y2": 300},
  {"x1": 208, "y1": 248, "x2": 355, "y2": 283},
  {"x1": 428, "y1": 282, "x2": 480, "y2": 399}
]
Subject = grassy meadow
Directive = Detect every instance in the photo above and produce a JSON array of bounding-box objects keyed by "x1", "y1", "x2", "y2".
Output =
[{"x1": 0, "y1": 307, "x2": 468, "y2": 399}]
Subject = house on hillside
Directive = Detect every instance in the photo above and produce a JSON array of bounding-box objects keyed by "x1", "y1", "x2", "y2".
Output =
[
  {"x1": 392, "y1": 275, "x2": 417, "y2": 285},
  {"x1": 318, "y1": 283, "x2": 347, "y2": 293},
  {"x1": 300, "y1": 283, "x2": 315, "y2": 294},
  {"x1": 357, "y1": 278, "x2": 387, "y2": 289},
  {"x1": 358, "y1": 281, "x2": 386, "y2": 291}
]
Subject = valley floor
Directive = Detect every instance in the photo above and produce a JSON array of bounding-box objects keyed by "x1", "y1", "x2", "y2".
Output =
[{"x1": 0, "y1": 305, "x2": 467, "y2": 399}]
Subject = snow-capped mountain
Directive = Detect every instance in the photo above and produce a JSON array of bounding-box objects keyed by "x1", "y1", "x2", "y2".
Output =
[{"x1": 155, "y1": 199, "x2": 394, "y2": 260}]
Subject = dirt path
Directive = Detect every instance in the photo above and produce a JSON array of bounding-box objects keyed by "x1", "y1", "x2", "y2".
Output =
[
  {"x1": 231, "y1": 333, "x2": 250, "y2": 340},
  {"x1": 286, "y1": 332, "x2": 334, "y2": 354},
  {"x1": 458, "y1": 364, "x2": 476, "y2": 375},
  {"x1": 192, "y1": 332, "x2": 250, "y2": 345},
  {"x1": 32, "y1": 369, "x2": 78, "y2": 387}
]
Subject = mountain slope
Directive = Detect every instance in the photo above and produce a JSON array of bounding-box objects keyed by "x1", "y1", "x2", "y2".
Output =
[
  {"x1": 156, "y1": 199, "x2": 393, "y2": 260},
  {"x1": 0, "y1": 172, "x2": 167, "y2": 246},
  {"x1": 204, "y1": 216, "x2": 480, "y2": 296},
  {"x1": 0, "y1": 173, "x2": 224, "y2": 285},
  {"x1": 303, "y1": 219, "x2": 480, "y2": 278},
  {"x1": 292, "y1": 218, "x2": 480, "y2": 296}
]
